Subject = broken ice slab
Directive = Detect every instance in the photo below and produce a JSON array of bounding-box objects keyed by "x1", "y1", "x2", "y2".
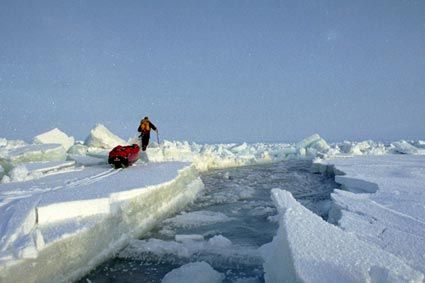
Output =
[{"x1": 0, "y1": 144, "x2": 67, "y2": 171}]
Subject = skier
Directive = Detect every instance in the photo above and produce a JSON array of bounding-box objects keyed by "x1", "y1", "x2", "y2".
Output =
[{"x1": 138, "y1": 116, "x2": 158, "y2": 151}]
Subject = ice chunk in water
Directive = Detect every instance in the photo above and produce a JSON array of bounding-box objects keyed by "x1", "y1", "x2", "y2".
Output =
[
  {"x1": 161, "y1": 261, "x2": 224, "y2": 283},
  {"x1": 163, "y1": 211, "x2": 233, "y2": 228},
  {"x1": 175, "y1": 234, "x2": 204, "y2": 243},
  {"x1": 208, "y1": 235, "x2": 232, "y2": 248},
  {"x1": 233, "y1": 277, "x2": 261, "y2": 283},
  {"x1": 119, "y1": 235, "x2": 261, "y2": 267}
]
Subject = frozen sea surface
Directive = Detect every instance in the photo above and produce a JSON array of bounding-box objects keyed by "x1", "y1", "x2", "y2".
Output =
[{"x1": 80, "y1": 160, "x2": 339, "y2": 282}]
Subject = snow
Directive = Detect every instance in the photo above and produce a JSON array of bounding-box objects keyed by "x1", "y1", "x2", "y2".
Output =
[
  {"x1": 67, "y1": 155, "x2": 105, "y2": 166},
  {"x1": 161, "y1": 261, "x2": 224, "y2": 283},
  {"x1": 20, "y1": 160, "x2": 76, "y2": 174},
  {"x1": 1, "y1": 165, "x2": 38, "y2": 183},
  {"x1": 1, "y1": 161, "x2": 76, "y2": 183},
  {"x1": 84, "y1": 124, "x2": 126, "y2": 149},
  {"x1": 317, "y1": 155, "x2": 425, "y2": 275},
  {"x1": 0, "y1": 161, "x2": 204, "y2": 282},
  {"x1": 0, "y1": 144, "x2": 67, "y2": 172},
  {"x1": 260, "y1": 189, "x2": 423, "y2": 283},
  {"x1": 33, "y1": 128, "x2": 75, "y2": 152},
  {"x1": 1, "y1": 123, "x2": 425, "y2": 282}
]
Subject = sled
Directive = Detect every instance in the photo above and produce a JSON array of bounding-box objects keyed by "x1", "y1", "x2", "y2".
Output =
[{"x1": 108, "y1": 144, "x2": 140, "y2": 169}]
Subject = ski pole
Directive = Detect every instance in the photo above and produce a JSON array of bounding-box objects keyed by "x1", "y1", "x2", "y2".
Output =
[{"x1": 156, "y1": 131, "x2": 160, "y2": 145}]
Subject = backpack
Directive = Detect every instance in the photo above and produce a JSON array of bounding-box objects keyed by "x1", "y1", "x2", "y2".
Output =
[{"x1": 140, "y1": 119, "x2": 150, "y2": 132}]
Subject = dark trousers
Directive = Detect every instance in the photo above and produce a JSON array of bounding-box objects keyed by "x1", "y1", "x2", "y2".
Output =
[{"x1": 140, "y1": 134, "x2": 150, "y2": 151}]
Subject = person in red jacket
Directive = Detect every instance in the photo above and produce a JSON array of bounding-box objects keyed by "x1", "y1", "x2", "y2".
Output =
[{"x1": 138, "y1": 116, "x2": 158, "y2": 151}]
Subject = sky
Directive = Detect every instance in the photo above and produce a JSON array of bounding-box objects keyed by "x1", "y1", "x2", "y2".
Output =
[{"x1": 0, "y1": 0, "x2": 424, "y2": 143}]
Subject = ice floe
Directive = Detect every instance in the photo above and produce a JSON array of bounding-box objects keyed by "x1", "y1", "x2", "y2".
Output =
[
  {"x1": 0, "y1": 123, "x2": 424, "y2": 282},
  {"x1": 162, "y1": 210, "x2": 234, "y2": 229},
  {"x1": 260, "y1": 189, "x2": 423, "y2": 283},
  {"x1": 118, "y1": 234, "x2": 261, "y2": 268},
  {"x1": 316, "y1": 155, "x2": 425, "y2": 275},
  {"x1": 0, "y1": 163, "x2": 204, "y2": 282},
  {"x1": 161, "y1": 261, "x2": 224, "y2": 283}
]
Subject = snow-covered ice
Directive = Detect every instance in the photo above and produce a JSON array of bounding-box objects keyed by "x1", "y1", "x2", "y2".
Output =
[
  {"x1": 0, "y1": 158, "x2": 204, "y2": 282},
  {"x1": 1, "y1": 161, "x2": 76, "y2": 184},
  {"x1": 84, "y1": 124, "x2": 126, "y2": 149},
  {"x1": 391, "y1": 140, "x2": 423, "y2": 154},
  {"x1": 1, "y1": 123, "x2": 425, "y2": 282},
  {"x1": 67, "y1": 155, "x2": 105, "y2": 166},
  {"x1": 145, "y1": 134, "x2": 332, "y2": 171},
  {"x1": 261, "y1": 189, "x2": 423, "y2": 283},
  {"x1": 317, "y1": 155, "x2": 425, "y2": 275},
  {"x1": 0, "y1": 125, "x2": 210, "y2": 283},
  {"x1": 67, "y1": 143, "x2": 88, "y2": 156},
  {"x1": 33, "y1": 128, "x2": 75, "y2": 152},
  {"x1": 0, "y1": 144, "x2": 67, "y2": 171}
]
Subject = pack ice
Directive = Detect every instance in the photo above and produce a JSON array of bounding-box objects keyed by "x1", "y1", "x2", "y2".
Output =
[
  {"x1": 0, "y1": 125, "x2": 204, "y2": 282},
  {"x1": 1, "y1": 124, "x2": 425, "y2": 282},
  {"x1": 319, "y1": 155, "x2": 425, "y2": 275}
]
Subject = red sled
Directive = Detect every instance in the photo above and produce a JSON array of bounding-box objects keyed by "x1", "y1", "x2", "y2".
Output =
[{"x1": 108, "y1": 144, "x2": 140, "y2": 169}]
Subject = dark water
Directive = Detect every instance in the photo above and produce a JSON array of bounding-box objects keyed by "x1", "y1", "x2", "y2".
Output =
[{"x1": 79, "y1": 160, "x2": 339, "y2": 283}]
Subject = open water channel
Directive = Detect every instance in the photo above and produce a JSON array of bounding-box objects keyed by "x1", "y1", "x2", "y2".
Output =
[{"x1": 79, "y1": 160, "x2": 339, "y2": 282}]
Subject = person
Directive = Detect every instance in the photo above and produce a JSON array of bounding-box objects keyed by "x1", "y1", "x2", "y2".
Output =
[{"x1": 137, "y1": 116, "x2": 158, "y2": 151}]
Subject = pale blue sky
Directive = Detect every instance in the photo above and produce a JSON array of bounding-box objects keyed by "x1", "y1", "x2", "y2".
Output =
[{"x1": 1, "y1": 0, "x2": 424, "y2": 143}]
